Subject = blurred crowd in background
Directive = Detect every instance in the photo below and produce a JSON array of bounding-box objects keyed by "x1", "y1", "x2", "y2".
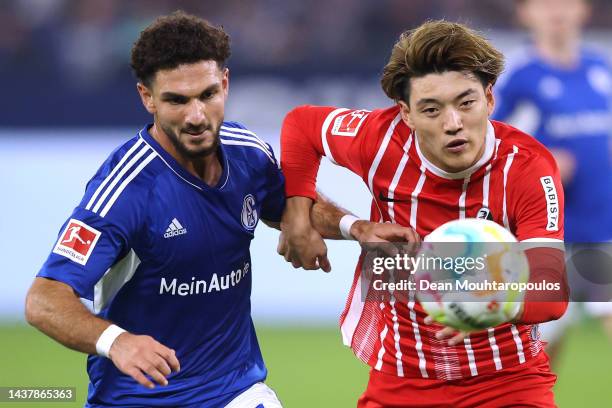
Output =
[{"x1": 3, "y1": 0, "x2": 612, "y2": 126}]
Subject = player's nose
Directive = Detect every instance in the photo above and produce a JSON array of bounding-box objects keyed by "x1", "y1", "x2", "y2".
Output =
[
  {"x1": 185, "y1": 99, "x2": 207, "y2": 125},
  {"x1": 442, "y1": 109, "x2": 462, "y2": 133}
]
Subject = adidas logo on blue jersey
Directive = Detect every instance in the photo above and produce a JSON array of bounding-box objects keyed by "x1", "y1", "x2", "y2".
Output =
[{"x1": 164, "y1": 218, "x2": 187, "y2": 238}]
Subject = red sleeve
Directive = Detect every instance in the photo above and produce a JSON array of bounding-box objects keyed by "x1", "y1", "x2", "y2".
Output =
[
  {"x1": 505, "y1": 149, "x2": 567, "y2": 323},
  {"x1": 517, "y1": 247, "x2": 569, "y2": 324},
  {"x1": 280, "y1": 105, "x2": 377, "y2": 199},
  {"x1": 508, "y1": 152, "x2": 564, "y2": 242}
]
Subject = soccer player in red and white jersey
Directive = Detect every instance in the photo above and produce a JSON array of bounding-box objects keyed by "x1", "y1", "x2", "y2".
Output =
[{"x1": 279, "y1": 21, "x2": 569, "y2": 407}]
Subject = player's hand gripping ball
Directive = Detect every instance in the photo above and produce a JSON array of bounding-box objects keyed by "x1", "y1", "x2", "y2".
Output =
[{"x1": 414, "y1": 218, "x2": 529, "y2": 332}]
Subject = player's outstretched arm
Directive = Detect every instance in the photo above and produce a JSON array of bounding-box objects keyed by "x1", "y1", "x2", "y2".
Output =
[
  {"x1": 511, "y1": 246, "x2": 569, "y2": 324},
  {"x1": 25, "y1": 277, "x2": 180, "y2": 389}
]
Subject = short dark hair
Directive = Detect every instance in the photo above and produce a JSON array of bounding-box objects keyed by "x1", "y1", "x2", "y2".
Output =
[
  {"x1": 381, "y1": 20, "x2": 505, "y2": 103},
  {"x1": 130, "y1": 11, "x2": 231, "y2": 87}
]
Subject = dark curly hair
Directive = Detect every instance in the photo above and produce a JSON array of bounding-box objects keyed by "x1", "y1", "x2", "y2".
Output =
[{"x1": 130, "y1": 11, "x2": 231, "y2": 87}]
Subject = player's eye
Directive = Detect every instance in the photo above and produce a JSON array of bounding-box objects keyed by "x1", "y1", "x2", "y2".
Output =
[
  {"x1": 460, "y1": 100, "x2": 476, "y2": 108},
  {"x1": 201, "y1": 90, "x2": 217, "y2": 100},
  {"x1": 421, "y1": 107, "x2": 439, "y2": 116},
  {"x1": 166, "y1": 97, "x2": 187, "y2": 105}
]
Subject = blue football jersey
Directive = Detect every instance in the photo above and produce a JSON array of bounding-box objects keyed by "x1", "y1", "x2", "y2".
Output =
[
  {"x1": 37, "y1": 122, "x2": 285, "y2": 407},
  {"x1": 494, "y1": 46, "x2": 612, "y2": 241}
]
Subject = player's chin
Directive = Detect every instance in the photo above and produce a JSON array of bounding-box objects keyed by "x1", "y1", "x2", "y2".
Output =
[
  {"x1": 183, "y1": 141, "x2": 218, "y2": 158},
  {"x1": 441, "y1": 155, "x2": 473, "y2": 173}
]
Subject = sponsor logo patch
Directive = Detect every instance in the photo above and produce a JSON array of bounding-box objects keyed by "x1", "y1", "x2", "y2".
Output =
[
  {"x1": 331, "y1": 110, "x2": 370, "y2": 137},
  {"x1": 52, "y1": 219, "x2": 101, "y2": 265},
  {"x1": 540, "y1": 176, "x2": 559, "y2": 231}
]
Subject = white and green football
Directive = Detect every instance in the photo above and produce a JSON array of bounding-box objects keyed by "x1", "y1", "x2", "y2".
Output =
[{"x1": 414, "y1": 218, "x2": 529, "y2": 332}]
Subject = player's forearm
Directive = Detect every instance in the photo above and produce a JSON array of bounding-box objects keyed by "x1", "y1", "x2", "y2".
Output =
[
  {"x1": 25, "y1": 277, "x2": 111, "y2": 355},
  {"x1": 310, "y1": 193, "x2": 352, "y2": 239},
  {"x1": 513, "y1": 247, "x2": 569, "y2": 324},
  {"x1": 281, "y1": 194, "x2": 351, "y2": 240},
  {"x1": 282, "y1": 196, "x2": 314, "y2": 230}
]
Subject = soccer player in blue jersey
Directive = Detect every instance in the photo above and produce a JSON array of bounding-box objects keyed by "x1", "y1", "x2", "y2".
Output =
[
  {"x1": 24, "y1": 12, "x2": 284, "y2": 408},
  {"x1": 23, "y1": 11, "x2": 415, "y2": 407},
  {"x1": 493, "y1": 0, "x2": 612, "y2": 359},
  {"x1": 494, "y1": 0, "x2": 612, "y2": 243}
]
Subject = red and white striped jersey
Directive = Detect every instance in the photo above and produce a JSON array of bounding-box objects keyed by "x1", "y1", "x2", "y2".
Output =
[{"x1": 281, "y1": 105, "x2": 565, "y2": 380}]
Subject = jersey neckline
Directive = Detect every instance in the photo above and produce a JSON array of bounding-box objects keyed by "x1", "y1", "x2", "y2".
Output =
[{"x1": 139, "y1": 124, "x2": 230, "y2": 191}]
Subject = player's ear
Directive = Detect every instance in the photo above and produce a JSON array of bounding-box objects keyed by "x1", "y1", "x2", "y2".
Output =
[
  {"x1": 137, "y1": 82, "x2": 156, "y2": 114},
  {"x1": 222, "y1": 67, "x2": 229, "y2": 99},
  {"x1": 398, "y1": 100, "x2": 414, "y2": 128},
  {"x1": 485, "y1": 84, "x2": 495, "y2": 116}
]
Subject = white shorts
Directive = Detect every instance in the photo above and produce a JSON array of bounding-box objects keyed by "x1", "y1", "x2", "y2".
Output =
[{"x1": 225, "y1": 382, "x2": 283, "y2": 408}]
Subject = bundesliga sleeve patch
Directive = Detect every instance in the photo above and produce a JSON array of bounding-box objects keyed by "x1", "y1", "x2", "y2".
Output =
[
  {"x1": 331, "y1": 109, "x2": 370, "y2": 137},
  {"x1": 52, "y1": 219, "x2": 102, "y2": 265}
]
